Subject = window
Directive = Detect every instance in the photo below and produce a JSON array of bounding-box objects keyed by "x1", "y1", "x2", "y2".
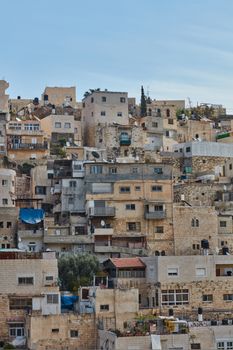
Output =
[
  {"x1": 202, "y1": 294, "x2": 213, "y2": 303},
  {"x1": 100, "y1": 304, "x2": 109, "y2": 311},
  {"x1": 186, "y1": 146, "x2": 191, "y2": 152},
  {"x1": 64, "y1": 122, "x2": 71, "y2": 128},
  {"x1": 45, "y1": 276, "x2": 54, "y2": 281},
  {"x1": 126, "y1": 204, "x2": 136, "y2": 210},
  {"x1": 117, "y1": 112, "x2": 122, "y2": 117},
  {"x1": 90, "y1": 165, "x2": 103, "y2": 174},
  {"x1": 127, "y1": 222, "x2": 141, "y2": 231},
  {"x1": 191, "y1": 344, "x2": 201, "y2": 350},
  {"x1": 0, "y1": 222, "x2": 3, "y2": 228},
  {"x1": 152, "y1": 122, "x2": 158, "y2": 128},
  {"x1": 168, "y1": 118, "x2": 174, "y2": 125},
  {"x1": 154, "y1": 167, "x2": 163, "y2": 174},
  {"x1": 165, "y1": 130, "x2": 170, "y2": 137},
  {"x1": 10, "y1": 298, "x2": 32, "y2": 310},
  {"x1": 135, "y1": 186, "x2": 141, "y2": 191},
  {"x1": 120, "y1": 97, "x2": 126, "y2": 103},
  {"x1": 9, "y1": 323, "x2": 25, "y2": 337},
  {"x1": 70, "y1": 330, "x2": 79, "y2": 337},
  {"x1": 91, "y1": 97, "x2": 94, "y2": 103},
  {"x1": 230, "y1": 164, "x2": 233, "y2": 170},
  {"x1": 69, "y1": 180, "x2": 77, "y2": 187},
  {"x1": 155, "y1": 226, "x2": 164, "y2": 233},
  {"x1": 35, "y1": 186, "x2": 46, "y2": 195},
  {"x1": 166, "y1": 109, "x2": 170, "y2": 117},
  {"x1": 68, "y1": 197, "x2": 74, "y2": 205},
  {"x1": 100, "y1": 111, "x2": 106, "y2": 116},
  {"x1": 47, "y1": 294, "x2": 59, "y2": 304},
  {"x1": 191, "y1": 218, "x2": 199, "y2": 227},
  {"x1": 75, "y1": 226, "x2": 86, "y2": 235},
  {"x1": 167, "y1": 267, "x2": 179, "y2": 276},
  {"x1": 154, "y1": 205, "x2": 163, "y2": 211},
  {"x1": 196, "y1": 268, "x2": 206, "y2": 277},
  {"x1": 223, "y1": 294, "x2": 233, "y2": 301},
  {"x1": 52, "y1": 328, "x2": 59, "y2": 333},
  {"x1": 151, "y1": 186, "x2": 162, "y2": 192},
  {"x1": 102, "y1": 96, "x2": 106, "y2": 102},
  {"x1": 2, "y1": 198, "x2": 8, "y2": 205},
  {"x1": 120, "y1": 186, "x2": 130, "y2": 193},
  {"x1": 55, "y1": 122, "x2": 61, "y2": 128},
  {"x1": 2, "y1": 179, "x2": 8, "y2": 186},
  {"x1": 193, "y1": 244, "x2": 200, "y2": 250},
  {"x1": 109, "y1": 167, "x2": 117, "y2": 174},
  {"x1": 18, "y1": 277, "x2": 34, "y2": 285},
  {"x1": 217, "y1": 341, "x2": 233, "y2": 350},
  {"x1": 220, "y1": 221, "x2": 227, "y2": 227},
  {"x1": 161, "y1": 289, "x2": 189, "y2": 306},
  {"x1": 7, "y1": 222, "x2": 12, "y2": 228},
  {"x1": 132, "y1": 167, "x2": 138, "y2": 174}
]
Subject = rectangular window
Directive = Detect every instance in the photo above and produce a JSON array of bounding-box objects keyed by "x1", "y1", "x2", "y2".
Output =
[
  {"x1": 120, "y1": 186, "x2": 130, "y2": 193},
  {"x1": 196, "y1": 268, "x2": 206, "y2": 277},
  {"x1": 126, "y1": 204, "x2": 136, "y2": 210},
  {"x1": 90, "y1": 165, "x2": 103, "y2": 174},
  {"x1": 120, "y1": 97, "x2": 126, "y2": 103},
  {"x1": 152, "y1": 122, "x2": 158, "y2": 128},
  {"x1": 135, "y1": 186, "x2": 141, "y2": 191},
  {"x1": 9, "y1": 298, "x2": 32, "y2": 310},
  {"x1": 0, "y1": 222, "x2": 3, "y2": 228},
  {"x1": 191, "y1": 345, "x2": 201, "y2": 350},
  {"x1": 2, "y1": 198, "x2": 8, "y2": 205},
  {"x1": 52, "y1": 328, "x2": 59, "y2": 333},
  {"x1": 155, "y1": 226, "x2": 164, "y2": 233},
  {"x1": 64, "y1": 122, "x2": 71, "y2": 128},
  {"x1": 102, "y1": 96, "x2": 106, "y2": 102},
  {"x1": 69, "y1": 180, "x2": 77, "y2": 187},
  {"x1": 100, "y1": 111, "x2": 106, "y2": 116},
  {"x1": 186, "y1": 146, "x2": 191, "y2": 152},
  {"x1": 109, "y1": 167, "x2": 117, "y2": 174},
  {"x1": 35, "y1": 186, "x2": 46, "y2": 195},
  {"x1": 161, "y1": 289, "x2": 189, "y2": 306},
  {"x1": 154, "y1": 205, "x2": 163, "y2": 211},
  {"x1": 117, "y1": 112, "x2": 122, "y2": 117},
  {"x1": 127, "y1": 222, "x2": 141, "y2": 231},
  {"x1": 47, "y1": 294, "x2": 59, "y2": 304},
  {"x1": 154, "y1": 167, "x2": 163, "y2": 174},
  {"x1": 220, "y1": 221, "x2": 227, "y2": 227},
  {"x1": 9, "y1": 323, "x2": 25, "y2": 337},
  {"x1": 100, "y1": 304, "x2": 109, "y2": 311},
  {"x1": 45, "y1": 276, "x2": 54, "y2": 281},
  {"x1": 202, "y1": 294, "x2": 213, "y2": 303},
  {"x1": 70, "y1": 330, "x2": 79, "y2": 337},
  {"x1": 2, "y1": 179, "x2": 8, "y2": 186},
  {"x1": 168, "y1": 118, "x2": 174, "y2": 125},
  {"x1": 167, "y1": 267, "x2": 178, "y2": 276},
  {"x1": 55, "y1": 122, "x2": 61, "y2": 128},
  {"x1": 18, "y1": 277, "x2": 34, "y2": 285},
  {"x1": 223, "y1": 294, "x2": 233, "y2": 301},
  {"x1": 132, "y1": 167, "x2": 138, "y2": 174},
  {"x1": 7, "y1": 222, "x2": 12, "y2": 228},
  {"x1": 68, "y1": 197, "x2": 74, "y2": 205},
  {"x1": 151, "y1": 186, "x2": 162, "y2": 192}
]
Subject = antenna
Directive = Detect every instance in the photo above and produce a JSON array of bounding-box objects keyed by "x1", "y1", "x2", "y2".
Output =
[
  {"x1": 187, "y1": 97, "x2": 192, "y2": 108},
  {"x1": 146, "y1": 85, "x2": 150, "y2": 98}
]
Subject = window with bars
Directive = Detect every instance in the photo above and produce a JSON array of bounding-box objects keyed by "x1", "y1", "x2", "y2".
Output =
[
  {"x1": 161, "y1": 289, "x2": 189, "y2": 306},
  {"x1": 47, "y1": 294, "x2": 59, "y2": 304},
  {"x1": 127, "y1": 222, "x2": 141, "y2": 231},
  {"x1": 18, "y1": 277, "x2": 34, "y2": 285},
  {"x1": 9, "y1": 298, "x2": 32, "y2": 310}
]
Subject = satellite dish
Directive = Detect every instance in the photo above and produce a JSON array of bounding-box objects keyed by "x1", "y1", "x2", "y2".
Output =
[
  {"x1": 92, "y1": 151, "x2": 100, "y2": 159},
  {"x1": 101, "y1": 220, "x2": 106, "y2": 227}
]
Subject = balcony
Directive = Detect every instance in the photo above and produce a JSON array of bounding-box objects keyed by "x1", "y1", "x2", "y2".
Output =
[
  {"x1": 7, "y1": 128, "x2": 44, "y2": 135},
  {"x1": 89, "y1": 207, "x2": 115, "y2": 217},
  {"x1": 119, "y1": 133, "x2": 131, "y2": 146},
  {"x1": 8, "y1": 142, "x2": 48, "y2": 150},
  {"x1": 94, "y1": 244, "x2": 147, "y2": 256},
  {"x1": 94, "y1": 228, "x2": 114, "y2": 236},
  {"x1": 145, "y1": 210, "x2": 166, "y2": 219},
  {"x1": 18, "y1": 230, "x2": 43, "y2": 238},
  {"x1": 44, "y1": 234, "x2": 94, "y2": 244}
]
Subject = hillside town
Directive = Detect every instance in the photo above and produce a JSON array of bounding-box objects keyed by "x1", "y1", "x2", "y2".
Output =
[{"x1": 1, "y1": 80, "x2": 233, "y2": 349}]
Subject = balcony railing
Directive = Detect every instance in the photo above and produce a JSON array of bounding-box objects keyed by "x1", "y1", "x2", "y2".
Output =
[
  {"x1": 8, "y1": 142, "x2": 48, "y2": 150},
  {"x1": 94, "y1": 245, "x2": 147, "y2": 256},
  {"x1": 144, "y1": 210, "x2": 166, "y2": 219},
  {"x1": 18, "y1": 230, "x2": 43, "y2": 238},
  {"x1": 44, "y1": 234, "x2": 94, "y2": 244},
  {"x1": 89, "y1": 207, "x2": 116, "y2": 217},
  {"x1": 94, "y1": 228, "x2": 114, "y2": 236}
]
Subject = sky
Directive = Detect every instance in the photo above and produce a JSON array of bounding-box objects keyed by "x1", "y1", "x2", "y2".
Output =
[{"x1": 1, "y1": 0, "x2": 233, "y2": 111}]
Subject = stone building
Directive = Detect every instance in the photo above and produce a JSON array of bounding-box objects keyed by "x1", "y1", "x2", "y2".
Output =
[
  {"x1": 41, "y1": 86, "x2": 77, "y2": 108},
  {"x1": 82, "y1": 90, "x2": 129, "y2": 146}
]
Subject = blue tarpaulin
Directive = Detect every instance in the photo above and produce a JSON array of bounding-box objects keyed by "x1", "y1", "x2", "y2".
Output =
[
  {"x1": 61, "y1": 295, "x2": 79, "y2": 310},
  {"x1": 19, "y1": 208, "x2": 45, "y2": 224}
]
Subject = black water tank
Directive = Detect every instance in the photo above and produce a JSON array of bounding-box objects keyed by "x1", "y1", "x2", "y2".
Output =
[
  {"x1": 198, "y1": 307, "x2": 203, "y2": 315},
  {"x1": 169, "y1": 308, "x2": 174, "y2": 316},
  {"x1": 201, "y1": 240, "x2": 209, "y2": 249},
  {"x1": 223, "y1": 247, "x2": 229, "y2": 255},
  {"x1": 17, "y1": 96, "x2": 21, "y2": 100}
]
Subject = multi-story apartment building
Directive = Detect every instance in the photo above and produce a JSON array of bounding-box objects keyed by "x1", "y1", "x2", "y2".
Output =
[
  {"x1": 0, "y1": 168, "x2": 18, "y2": 249},
  {"x1": 6, "y1": 120, "x2": 49, "y2": 161},
  {"x1": 0, "y1": 80, "x2": 10, "y2": 155},
  {"x1": 40, "y1": 113, "x2": 76, "y2": 144},
  {"x1": 85, "y1": 161, "x2": 174, "y2": 258},
  {"x1": 0, "y1": 250, "x2": 60, "y2": 345},
  {"x1": 82, "y1": 90, "x2": 129, "y2": 146}
]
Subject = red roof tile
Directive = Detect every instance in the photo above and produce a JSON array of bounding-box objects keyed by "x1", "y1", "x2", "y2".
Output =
[{"x1": 110, "y1": 257, "x2": 145, "y2": 268}]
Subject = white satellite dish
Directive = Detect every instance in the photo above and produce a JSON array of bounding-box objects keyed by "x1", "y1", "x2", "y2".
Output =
[{"x1": 101, "y1": 220, "x2": 106, "y2": 227}]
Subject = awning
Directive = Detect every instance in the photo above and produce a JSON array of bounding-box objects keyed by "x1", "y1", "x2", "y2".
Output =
[{"x1": 19, "y1": 208, "x2": 45, "y2": 224}]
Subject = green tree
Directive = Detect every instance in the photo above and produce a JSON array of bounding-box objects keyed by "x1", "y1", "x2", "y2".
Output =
[
  {"x1": 58, "y1": 254, "x2": 100, "y2": 291},
  {"x1": 140, "y1": 85, "x2": 147, "y2": 117}
]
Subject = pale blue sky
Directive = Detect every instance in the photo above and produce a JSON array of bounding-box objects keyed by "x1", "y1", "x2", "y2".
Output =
[{"x1": 1, "y1": 0, "x2": 233, "y2": 111}]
